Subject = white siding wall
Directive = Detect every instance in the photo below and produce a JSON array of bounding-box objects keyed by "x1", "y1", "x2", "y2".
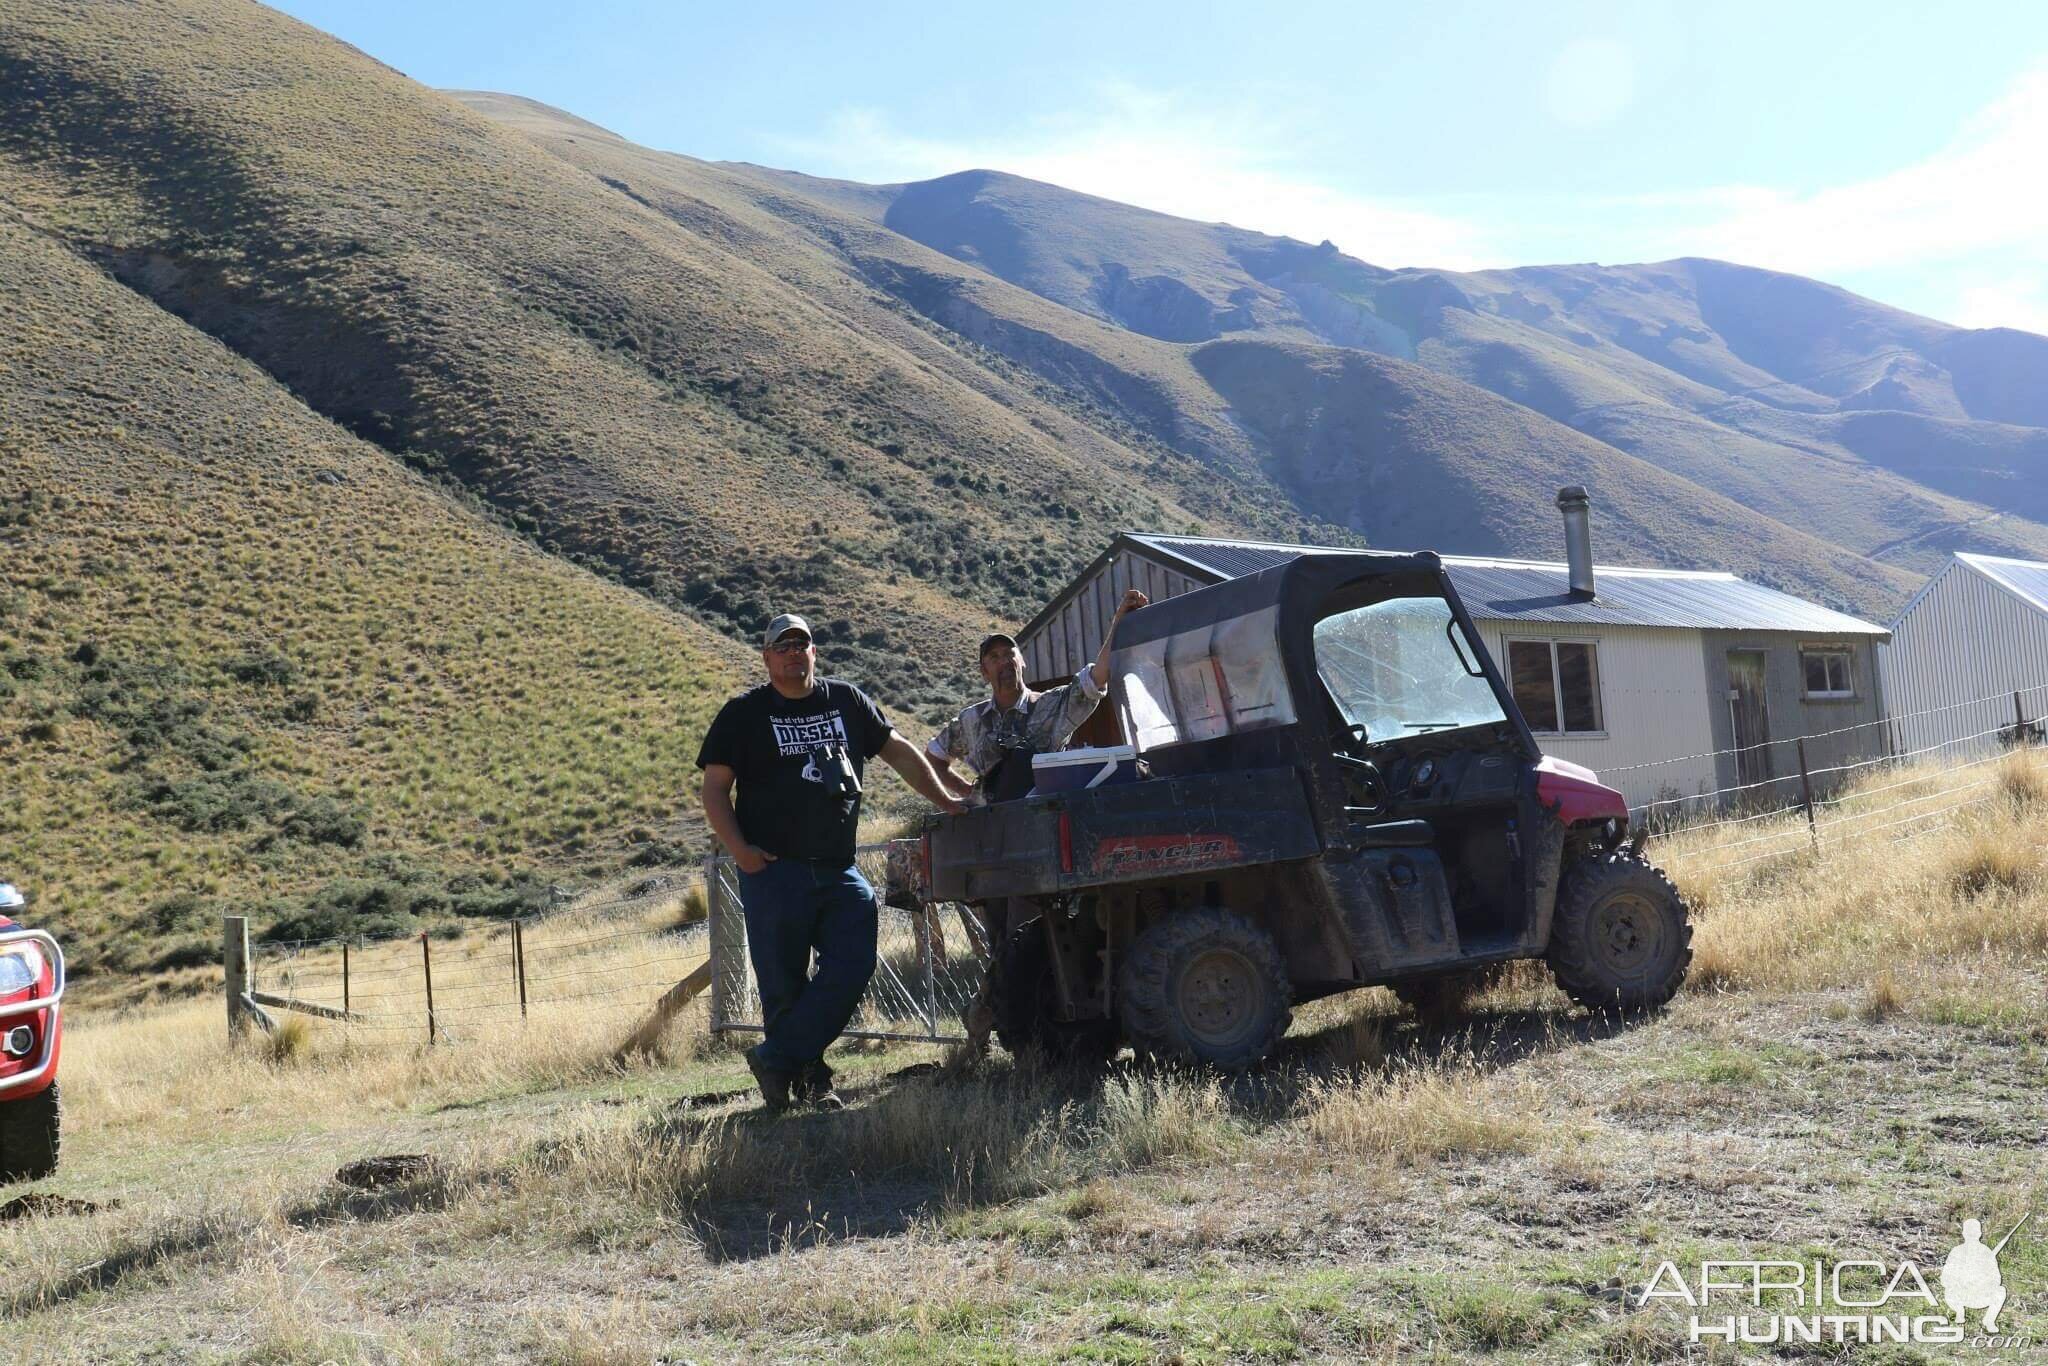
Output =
[
  {"x1": 1879, "y1": 562, "x2": 2048, "y2": 760},
  {"x1": 1477, "y1": 620, "x2": 1719, "y2": 811}
]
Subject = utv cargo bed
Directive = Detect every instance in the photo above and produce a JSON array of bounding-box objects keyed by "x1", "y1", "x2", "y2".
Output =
[{"x1": 926, "y1": 766, "x2": 1321, "y2": 902}]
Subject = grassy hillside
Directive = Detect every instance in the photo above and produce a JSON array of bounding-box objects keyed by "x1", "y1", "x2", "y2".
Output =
[
  {"x1": 1191, "y1": 340, "x2": 1917, "y2": 608},
  {"x1": 484, "y1": 108, "x2": 1927, "y2": 616},
  {"x1": 0, "y1": 0, "x2": 1350, "y2": 729},
  {"x1": 0, "y1": 207, "x2": 758, "y2": 991}
]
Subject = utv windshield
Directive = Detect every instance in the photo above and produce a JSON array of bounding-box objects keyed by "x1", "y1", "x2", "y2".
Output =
[{"x1": 1313, "y1": 594, "x2": 1507, "y2": 742}]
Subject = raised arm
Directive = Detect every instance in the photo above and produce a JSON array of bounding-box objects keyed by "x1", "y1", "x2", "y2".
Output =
[
  {"x1": 1089, "y1": 588, "x2": 1150, "y2": 690},
  {"x1": 881, "y1": 733, "x2": 968, "y2": 813}
]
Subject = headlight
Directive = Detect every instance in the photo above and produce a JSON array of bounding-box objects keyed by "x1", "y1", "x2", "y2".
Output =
[{"x1": 0, "y1": 943, "x2": 45, "y2": 996}]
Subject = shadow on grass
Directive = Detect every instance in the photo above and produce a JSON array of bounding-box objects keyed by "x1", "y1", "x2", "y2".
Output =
[
  {"x1": 1281, "y1": 1003, "x2": 1644, "y2": 1078},
  {"x1": 653, "y1": 1001, "x2": 1647, "y2": 1262},
  {"x1": 6, "y1": 1216, "x2": 240, "y2": 1316}
]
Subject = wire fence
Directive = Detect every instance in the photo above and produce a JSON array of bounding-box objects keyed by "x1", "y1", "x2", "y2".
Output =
[
  {"x1": 245, "y1": 877, "x2": 709, "y2": 1042},
  {"x1": 704, "y1": 844, "x2": 989, "y2": 1046},
  {"x1": 241, "y1": 846, "x2": 993, "y2": 1048},
  {"x1": 1633, "y1": 681, "x2": 2047, "y2": 877}
]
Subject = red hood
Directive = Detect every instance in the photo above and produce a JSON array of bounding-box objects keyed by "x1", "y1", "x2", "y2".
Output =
[{"x1": 1534, "y1": 754, "x2": 1627, "y2": 825}]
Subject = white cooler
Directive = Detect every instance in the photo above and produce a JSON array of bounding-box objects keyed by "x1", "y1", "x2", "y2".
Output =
[{"x1": 1029, "y1": 744, "x2": 1140, "y2": 795}]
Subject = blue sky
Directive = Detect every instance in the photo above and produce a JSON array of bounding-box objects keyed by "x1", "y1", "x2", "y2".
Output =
[{"x1": 276, "y1": 0, "x2": 2048, "y2": 332}]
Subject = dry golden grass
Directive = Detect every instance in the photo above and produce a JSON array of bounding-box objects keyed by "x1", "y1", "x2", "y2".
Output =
[
  {"x1": 1301, "y1": 1056, "x2": 1549, "y2": 1164},
  {"x1": 1665, "y1": 748, "x2": 2048, "y2": 998}
]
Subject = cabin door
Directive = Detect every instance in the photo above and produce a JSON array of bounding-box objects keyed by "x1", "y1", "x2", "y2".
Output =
[{"x1": 1726, "y1": 650, "x2": 1773, "y2": 789}]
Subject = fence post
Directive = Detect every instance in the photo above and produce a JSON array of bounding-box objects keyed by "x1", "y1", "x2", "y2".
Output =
[
  {"x1": 342, "y1": 941, "x2": 351, "y2": 1019},
  {"x1": 224, "y1": 914, "x2": 252, "y2": 1039},
  {"x1": 920, "y1": 905, "x2": 941, "y2": 1035},
  {"x1": 421, "y1": 931, "x2": 436, "y2": 1046},
  {"x1": 707, "y1": 854, "x2": 745, "y2": 1034},
  {"x1": 1796, "y1": 737, "x2": 1818, "y2": 847},
  {"x1": 2018, "y1": 691, "x2": 2030, "y2": 746},
  {"x1": 514, "y1": 920, "x2": 528, "y2": 1019}
]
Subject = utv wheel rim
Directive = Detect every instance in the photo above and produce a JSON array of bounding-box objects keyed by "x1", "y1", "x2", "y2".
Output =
[
  {"x1": 1591, "y1": 890, "x2": 1666, "y2": 977},
  {"x1": 1177, "y1": 948, "x2": 1262, "y2": 1050}
]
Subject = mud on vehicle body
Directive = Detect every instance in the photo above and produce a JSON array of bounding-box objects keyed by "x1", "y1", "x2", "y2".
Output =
[
  {"x1": 0, "y1": 884, "x2": 63, "y2": 1182},
  {"x1": 922, "y1": 549, "x2": 1691, "y2": 1069}
]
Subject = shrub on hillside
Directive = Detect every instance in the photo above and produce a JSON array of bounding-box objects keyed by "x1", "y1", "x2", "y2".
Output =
[
  {"x1": 147, "y1": 891, "x2": 211, "y2": 934},
  {"x1": 227, "y1": 648, "x2": 296, "y2": 688},
  {"x1": 272, "y1": 794, "x2": 365, "y2": 848},
  {"x1": 259, "y1": 878, "x2": 420, "y2": 943},
  {"x1": 143, "y1": 772, "x2": 295, "y2": 833}
]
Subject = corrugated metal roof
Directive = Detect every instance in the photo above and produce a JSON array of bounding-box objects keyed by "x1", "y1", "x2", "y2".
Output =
[
  {"x1": 1124, "y1": 533, "x2": 1888, "y2": 635},
  {"x1": 1959, "y1": 552, "x2": 2048, "y2": 616}
]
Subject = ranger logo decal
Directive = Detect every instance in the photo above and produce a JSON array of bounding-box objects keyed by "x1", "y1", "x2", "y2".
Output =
[{"x1": 1094, "y1": 834, "x2": 1241, "y2": 873}]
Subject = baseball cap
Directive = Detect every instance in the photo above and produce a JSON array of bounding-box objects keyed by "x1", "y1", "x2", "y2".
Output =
[
  {"x1": 763, "y1": 613, "x2": 813, "y2": 647},
  {"x1": 978, "y1": 632, "x2": 1019, "y2": 659}
]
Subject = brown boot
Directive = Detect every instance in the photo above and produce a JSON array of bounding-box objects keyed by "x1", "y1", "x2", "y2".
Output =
[{"x1": 745, "y1": 1045, "x2": 792, "y2": 1112}]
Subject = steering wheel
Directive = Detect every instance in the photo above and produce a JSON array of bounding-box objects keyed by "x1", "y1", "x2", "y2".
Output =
[{"x1": 1333, "y1": 753, "x2": 1390, "y2": 817}]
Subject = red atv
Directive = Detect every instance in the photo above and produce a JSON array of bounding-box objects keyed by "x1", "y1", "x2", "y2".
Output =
[{"x1": 0, "y1": 883, "x2": 63, "y2": 1181}]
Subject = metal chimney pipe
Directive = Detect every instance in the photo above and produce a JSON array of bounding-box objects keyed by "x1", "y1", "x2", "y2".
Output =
[{"x1": 1557, "y1": 485, "x2": 1595, "y2": 598}]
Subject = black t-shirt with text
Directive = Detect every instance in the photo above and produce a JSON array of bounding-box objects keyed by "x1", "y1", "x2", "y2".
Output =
[{"x1": 695, "y1": 678, "x2": 893, "y2": 865}]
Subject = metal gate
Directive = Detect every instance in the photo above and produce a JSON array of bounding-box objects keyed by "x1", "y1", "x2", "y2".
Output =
[{"x1": 705, "y1": 844, "x2": 988, "y2": 1045}]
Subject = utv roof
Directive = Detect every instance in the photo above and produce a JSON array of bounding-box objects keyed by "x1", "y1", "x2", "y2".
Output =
[
  {"x1": 1108, "y1": 548, "x2": 1445, "y2": 646},
  {"x1": 1089, "y1": 533, "x2": 1887, "y2": 637}
]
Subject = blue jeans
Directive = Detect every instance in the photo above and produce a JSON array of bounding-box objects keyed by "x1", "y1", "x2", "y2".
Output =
[{"x1": 737, "y1": 858, "x2": 878, "y2": 1074}]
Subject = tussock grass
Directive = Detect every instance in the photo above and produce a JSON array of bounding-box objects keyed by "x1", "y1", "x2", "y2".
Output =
[
  {"x1": 1860, "y1": 970, "x2": 1904, "y2": 1022},
  {"x1": 1302, "y1": 1058, "x2": 1548, "y2": 1164},
  {"x1": 261, "y1": 1012, "x2": 312, "y2": 1066},
  {"x1": 1666, "y1": 749, "x2": 2048, "y2": 998},
  {"x1": 1999, "y1": 751, "x2": 2048, "y2": 806}
]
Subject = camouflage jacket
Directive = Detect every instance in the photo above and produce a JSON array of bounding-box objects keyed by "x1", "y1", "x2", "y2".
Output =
[{"x1": 925, "y1": 669, "x2": 1107, "y2": 786}]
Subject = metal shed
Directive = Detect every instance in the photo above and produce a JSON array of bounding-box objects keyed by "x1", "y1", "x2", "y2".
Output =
[
  {"x1": 1018, "y1": 520, "x2": 1890, "y2": 810},
  {"x1": 1878, "y1": 552, "x2": 2048, "y2": 761}
]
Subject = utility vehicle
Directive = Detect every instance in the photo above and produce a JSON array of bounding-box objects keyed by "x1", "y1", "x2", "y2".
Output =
[
  {"x1": 0, "y1": 882, "x2": 62, "y2": 1180},
  {"x1": 921, "y1": 549, "x2": 1691, "y2": 1068}
]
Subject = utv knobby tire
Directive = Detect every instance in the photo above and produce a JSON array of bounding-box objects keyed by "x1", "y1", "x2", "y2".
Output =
[
  {"x1": 1391, "y1": 965, "x2": 1505, "y2": 1024},
  {"x1": 0, "y1": 1081, "x2": 59, "y2": 1183},
  {"x1": 991, "y1": 921, "x2": 1118, "y2": 1065},
  {"x1": 1118, "y1": 909, "x2": 1292, "y2": 1070},
  {"x1": 1546, "y1": 853, "x2": 1691, "y2": 1012}
]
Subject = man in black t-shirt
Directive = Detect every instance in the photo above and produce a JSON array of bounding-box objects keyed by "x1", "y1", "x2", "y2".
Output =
[{"x1": 697, "y1": 612, "x2": 962, "y2": 1111}]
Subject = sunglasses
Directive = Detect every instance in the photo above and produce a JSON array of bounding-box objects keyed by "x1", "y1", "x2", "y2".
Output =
[{"x1": 768, "y1": 637, "x2": 813, "y2": 655}]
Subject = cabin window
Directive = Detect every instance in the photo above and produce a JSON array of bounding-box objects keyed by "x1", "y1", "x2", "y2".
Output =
[
  {"x1": 1801, "y1": 647, "x2": 1855, "y2": 699},
  {"x1": 1507, "y1": 638, "x2": 1603, "y2": 735}
]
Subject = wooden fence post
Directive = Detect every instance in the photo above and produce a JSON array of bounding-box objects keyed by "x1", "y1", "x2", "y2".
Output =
[
  {"x1": 224, "y1": 915, "x2": 251, "y2": 1039},
  {"x1": 342, "y1": 941, "x2": 350, "y2": 1019},
  {"x1": 421, "y1": 931, "x2": 436, "y2": 1046},
  {"x1": 2018, "y1": 691, "x2": 2030, "y2": 745},
  {"x1": 1796, "y1": 737, "x2": 1818, "y2": 847},
  {"x1": 706, "y1": 854, "x2": 745, "y2": 1034},
  {"x1": 514, "y1": 920, "x2": 528, "y2": 1019}
]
